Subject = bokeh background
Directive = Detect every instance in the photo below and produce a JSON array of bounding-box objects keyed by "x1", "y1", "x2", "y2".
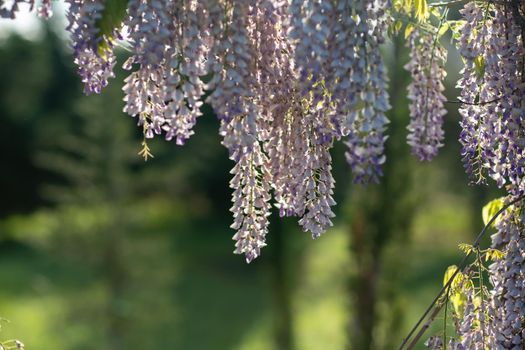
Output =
[{"x1": 0, "y1": 5, "x2": 504, "y2": 350}]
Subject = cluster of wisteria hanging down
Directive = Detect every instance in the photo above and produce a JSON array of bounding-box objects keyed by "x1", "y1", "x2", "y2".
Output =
[
  {"x1": 1, "y1": 0, "x2": 397, "y2": 263},
  {"x1": 418, "y1": 1, "x2": 525, "y2": 348},
  {"x1": 0, "y1": 0, "x2": 521, "y2": 244}
]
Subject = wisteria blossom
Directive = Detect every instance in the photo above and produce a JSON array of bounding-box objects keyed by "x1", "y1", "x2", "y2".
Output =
[
  {"x1": 66, "y1": 0, "x2": 118, "y2": 94},
  {"x1": 421, "y1": 2, "x2": 525, "y2": 346},
  {"x1": 456, "y1": 1, "x2": 491, "y2": 183},
  {"x1": 0, "y1": 0, "x2": 51, "y2": 18},
  {"x1": 0, "y1": 0, "x2": 391, "y2": 261},
  {"x1": 0, "y1": 0, "x2": 523, "y2": 272},
  {"x1": 405, "y1": 30, "x2": 447, "y2": 161},
  {"x1": 488, "y1": 206, "x2": 525, "y2": 348}
]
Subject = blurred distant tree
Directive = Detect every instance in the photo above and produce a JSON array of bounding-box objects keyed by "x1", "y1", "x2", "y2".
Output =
[
  {"x1": 345, "y1": 36, "x2": 415, "y2": 350},
  {"x1": 267, "y1": 214, "x2": 296, "y2": 350},
  {"x1": 0, "y1": 25, "x2": 78, "y2": 217},
  {"x1": 35, "y1": 62, "x2": 139, "y2": 349}
]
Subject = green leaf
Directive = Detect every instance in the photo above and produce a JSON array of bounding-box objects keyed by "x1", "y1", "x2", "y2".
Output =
[
  {"x1": 393, "y1": 0, "x2": 404, "y2": 11},
  {"x1": 438, "y1": 22, "x2": 449, "y2": 38},
  {"x1": 395, "y1": 20, "x2": 403, "y2": 34},
  {"x1": 474, "y1": 56, "x2": 486, "y2": 79},
  {"x1": 482, "y1": 197, "x2": 505, "y2": 227},
  {"x1": 404, "y1": 23, "x2": 415, "y2": 39},
  {"x1": 443, "y1": 265, "x2": 460, "y2": 288},
  {"x1": 443, "y1": 265, "x2": 471, "y2": 319},
  {"x1": 405, "y1": 0, "x2": 413, "y2": 13},
  {"x1": 458, "y1": 243, "x2": 473, "y2": 255},
  {"x1": 414, "y1": 0, "x2": 421, "y2": 18},
  {"x1": 415, "y1": 0, "x2": 429, "y2": 21},
  {"x1": 485, "y1": 248, "x2": 505, "y2": 261},
  {"x1": 95, "y1": 0, "x2": 129, "y2": 57}
]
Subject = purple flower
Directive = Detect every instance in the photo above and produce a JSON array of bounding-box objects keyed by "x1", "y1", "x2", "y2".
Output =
[{"x1": 405, "y1": 30, "x2": 447, "y2": 161}]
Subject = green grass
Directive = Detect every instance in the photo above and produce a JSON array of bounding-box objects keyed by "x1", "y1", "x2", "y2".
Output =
[{"x1": 0, "y1": 193, "x2": 476, "y2": 350}]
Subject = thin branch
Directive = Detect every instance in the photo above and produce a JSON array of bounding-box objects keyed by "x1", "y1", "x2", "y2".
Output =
[
  {"x1": 398, "y1": 194, "x2": 525, "y2": 350},
  {"x1": 430, "y1": 0, "x2": 512, "y2": 7},
  {"x1": 443, "y1": 285, "x2": 450, "y2": 350},
  {"x1": 445, "y1": 87, "x2": 521, "y2": 105},
  {"x1": 429, "y1": 0, "x2": 471, "y2": 7},
  {"x1": 406, "y1": 306, "x2": 443, "y2": 350},
  {"x1": 476, "y1": 247, "x2": 487, "y2": 350}
]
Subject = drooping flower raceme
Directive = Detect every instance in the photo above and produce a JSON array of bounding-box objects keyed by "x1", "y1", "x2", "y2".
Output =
[
  {"x1": 66, "y1": 0, "x2": 118, "y2": 95},
  {"x1": 405, "y1": 30, "x2": 447, "y2": 161},
  {"x1": 2, "y1": 1, "x2": 525, "y2": 273},
  {"x1": 485, "y1": 7, "x2": 525, "y2": 197},
  {"x1": 422, "y1": 3, "x2": 525, "y2": 348},
  {"x1": 343, "y1": 0, "x2": 391, "y2": 184},
  {"x1": 0, "y1": 0, "x2": 51, "y2": 18},
  {"x1": 123, "y1": 0, "x2": 209, "y2": 145},
  {"x1": 488, "y1": 205, "x2": 525, "y2": 348},
  {"x1": 456, "y1": 3, "x2": 525, "y2": 194},
  {"x1": 453, "y1": 288, "x2": 496, "y2": 350},
  {"x1": 456, "y1": 1, "x2": 491, "y2": 183}
]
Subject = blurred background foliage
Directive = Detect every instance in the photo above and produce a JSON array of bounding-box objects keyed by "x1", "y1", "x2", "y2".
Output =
[{"x1": 0, "y1": 12, "x2": 504, "y2": 350}]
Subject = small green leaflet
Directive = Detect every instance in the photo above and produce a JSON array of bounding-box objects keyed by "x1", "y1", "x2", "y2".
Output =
[
  {"x1": 474, "y1": 56, "x2": 486, "y2": 79},
  {"x1": 95, "y1": 0, "x2": 129, "y2": 57},
  {"x1": 448, "y1": 20, "x2": 466, "y2": 41},
  {"x1": 443, "y1": 265, "x2": 472, "y2": 319},
  {"x1": 414, "y1": 0, "x2": 429, "y2": 21},
  {"x1": 437, "y1": 22, "x2": 449, "y2": 38},
  {"x1": 482, "y1": 197, "x2": 505, "y2": 228},
  {"x1": 405, "y1": 23, "x2": 415, "y2": 39}
]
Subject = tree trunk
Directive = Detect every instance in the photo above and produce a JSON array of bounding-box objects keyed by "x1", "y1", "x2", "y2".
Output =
[
  {"x1": 271, "y1": 216, "x2": 295, "y2": 350},
  {"x1": 346, "y1": 35, "x2": 413, "y2": 350}
]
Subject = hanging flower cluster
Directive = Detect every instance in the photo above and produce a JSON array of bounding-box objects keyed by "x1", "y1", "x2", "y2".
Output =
[
  {"x1": 0, "y1": 0, "x2": 396, "y2": 262},
  {"x1": 454, "y1": 290, "x2": 493, "y2": 350},
  {"x1": 451, "y1": 4, "x2": 525, "y2": 344},
  {"x1": 405, "y1": 29, "x2": 447, "y2": 161},
  {"x1": 457, "y1": 2, "x2": 525, "y2": 193},
  {"x1": 0, "y1": 0, "x2": 51, "y2": 18},
  {"x1": 403, "y1": 3, "x2": 525, "y2": 347},
  {"x1": 487, "y1": 207, "x2": 525, "y2": 349},
  {"x1": 1, "y1": 2, "x2": 524, "y2": 272}
]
